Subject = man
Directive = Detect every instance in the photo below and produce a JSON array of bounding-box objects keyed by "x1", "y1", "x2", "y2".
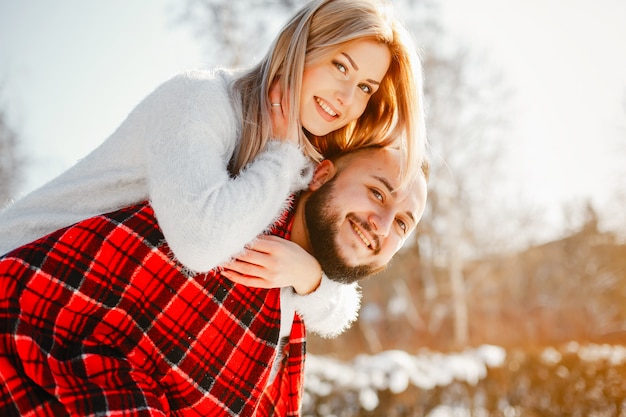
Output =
[{"x1": 0, "y1": 146, "x2": 428, "y2": 416}]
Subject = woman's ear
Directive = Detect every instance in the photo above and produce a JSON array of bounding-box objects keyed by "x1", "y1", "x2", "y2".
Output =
[{"x1": 308, "y1": 159, "x2": 336, "y2": 191}]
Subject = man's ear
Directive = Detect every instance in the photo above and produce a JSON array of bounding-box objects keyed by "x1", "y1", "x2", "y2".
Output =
[{"x1": 309, "y1": 159, "x2": 336, "y2": 191}]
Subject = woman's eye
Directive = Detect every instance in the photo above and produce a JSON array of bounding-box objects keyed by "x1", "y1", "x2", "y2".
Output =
[
  {"x1": 359, "y1": 84, "x2": 372, "y2": 94},
  {"x1": 334, "y1": 61, "x2": 347, "y2": 74},
  {"x1": 397, "y1": 219, "x2": 407, "y2": 232}
]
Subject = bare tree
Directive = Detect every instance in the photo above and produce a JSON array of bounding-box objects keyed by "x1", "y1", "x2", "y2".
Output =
[
  {"x1": 0, "y1": 87, "x2": 24, "y2": 207},
  {"x1": 390, "y1": 0, "x2": 515, "y2": 348},
  {"x1": 177, "y1": 0, "x2": 300, "y2": 67}
]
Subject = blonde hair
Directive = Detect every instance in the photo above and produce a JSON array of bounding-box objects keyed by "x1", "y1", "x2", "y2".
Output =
[{"x1": 231, "y1": 0, "x2": 426, "y2": 182}]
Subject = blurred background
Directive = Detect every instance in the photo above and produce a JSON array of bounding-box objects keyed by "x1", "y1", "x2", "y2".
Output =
[{"x1": 1, "y1": 0, "x2": 625, "y2": 415}]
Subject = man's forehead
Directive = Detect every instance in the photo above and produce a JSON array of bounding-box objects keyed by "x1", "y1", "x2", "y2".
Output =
[{"x1": 351, "y1": 148, "x2": 402, "y2": 176}]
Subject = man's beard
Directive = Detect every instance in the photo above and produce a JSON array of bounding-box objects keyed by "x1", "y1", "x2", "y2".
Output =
[{"x1": 304, "y1": 179, "x2": 385, "y2": 284}]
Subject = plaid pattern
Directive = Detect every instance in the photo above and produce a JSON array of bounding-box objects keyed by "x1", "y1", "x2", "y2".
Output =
[
  {"x1": 0, "y1": 202, "x2": 305, "y2": 416},
  {"x1": 255, "y1": 320, "x2": 305, "y2": 417}
]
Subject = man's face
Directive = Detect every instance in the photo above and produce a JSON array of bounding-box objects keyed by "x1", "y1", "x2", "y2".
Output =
[{"x1": 304, "y1": 148, "x2": 427, "y2": 283}]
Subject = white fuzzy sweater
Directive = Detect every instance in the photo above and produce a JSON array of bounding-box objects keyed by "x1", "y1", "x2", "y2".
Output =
[{"x1": 0, "y1": 69, "x2": 360, "y2": 337}]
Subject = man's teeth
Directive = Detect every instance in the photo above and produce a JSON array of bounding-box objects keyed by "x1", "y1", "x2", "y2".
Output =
[
  {"x1": 316, "y1": 97, "x2": 337, "y2": 117},
  {"x1": 352, "y1": 222, "x2": 371, "y2": 248}
]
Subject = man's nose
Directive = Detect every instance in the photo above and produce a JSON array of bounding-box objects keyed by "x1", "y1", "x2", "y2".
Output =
[{"x1": 368, "y1": 211, "x2": 393, "y2": 237}]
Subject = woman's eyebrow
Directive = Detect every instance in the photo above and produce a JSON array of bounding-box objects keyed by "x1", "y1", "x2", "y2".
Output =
[{"x1": 341, "y1": 52, "x2": 359, "y2": 70}]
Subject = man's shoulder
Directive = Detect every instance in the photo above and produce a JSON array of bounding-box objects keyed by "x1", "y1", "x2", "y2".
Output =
[{"x1": 267, "y1": 194, "x2": 299, "y2": 240}]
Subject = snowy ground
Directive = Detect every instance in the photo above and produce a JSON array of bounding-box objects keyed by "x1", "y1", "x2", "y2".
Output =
[{"x1": 303, "y1": 343, "x2": 626, "y2": 416}]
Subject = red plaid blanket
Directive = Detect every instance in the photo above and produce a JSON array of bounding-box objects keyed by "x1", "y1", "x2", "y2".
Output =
[{"x1": 0, "y1": 202, "x2": 305, "y2": 416}]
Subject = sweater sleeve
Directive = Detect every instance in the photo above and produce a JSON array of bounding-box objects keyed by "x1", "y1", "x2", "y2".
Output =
[
  {"x1": 141, "y1": 71, "x2": 313, "y2": 272},
  {"x1": 284, "y1": 276, "x2": 362, "y2": 338}
]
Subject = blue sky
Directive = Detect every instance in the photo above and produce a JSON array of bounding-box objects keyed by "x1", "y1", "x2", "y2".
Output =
[{"x1": 1, "y1": 0, "x2": 625, "y2": 239}]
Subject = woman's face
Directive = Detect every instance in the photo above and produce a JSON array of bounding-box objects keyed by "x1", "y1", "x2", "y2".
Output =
[{"x1": 299, "y1": 39, "x2": 391, "y2": 137}]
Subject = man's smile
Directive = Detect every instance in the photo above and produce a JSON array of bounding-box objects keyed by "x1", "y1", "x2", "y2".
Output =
[{"x1": 350, "y1": 218, "x2": 373, "y2": 250}]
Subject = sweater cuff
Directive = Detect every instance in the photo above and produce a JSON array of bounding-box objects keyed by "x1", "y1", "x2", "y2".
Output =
[
  {"x1": 263, "y1": 140, "x2": 314, "y2": 194},
  {"x1": 287, "y1": 274, "x2": 361, "y2": 338}
]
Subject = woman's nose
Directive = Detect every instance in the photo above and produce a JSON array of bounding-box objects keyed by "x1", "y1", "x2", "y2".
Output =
[{"x1": 335, "y1": 83, "x2": 356, "y2": 107}]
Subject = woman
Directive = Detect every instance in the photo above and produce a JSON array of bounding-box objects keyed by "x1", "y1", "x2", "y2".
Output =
[{"x1": 0, "y1": 0, "x2": 426, "y2": 336}]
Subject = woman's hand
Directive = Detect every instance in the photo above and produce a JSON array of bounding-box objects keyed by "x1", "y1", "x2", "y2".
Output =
[
  {"x1": 269, "y1": 80, "x2": 300, "y2": 146},
  {"x1": 221, "y1": 235, "x2": 322, "y2": 295}
]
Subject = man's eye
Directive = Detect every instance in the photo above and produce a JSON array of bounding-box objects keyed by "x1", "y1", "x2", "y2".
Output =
[{"x1": 371, "y1": 189, "x2": 383, "y2": 201}]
